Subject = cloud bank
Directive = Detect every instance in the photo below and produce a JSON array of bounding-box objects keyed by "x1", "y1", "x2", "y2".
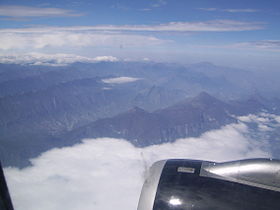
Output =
[
  {"x1": 0, "y1": 5, "x2": 81, "y2": 17},
  {"x1": 199, "y1": 8, "x2": 259, "y2": 13},
  {"x1": 0, "y1": 53, "x2": 118, "y2": 66},
  {"x1": 238, "y1": 112, "x2": 280, "y2": 132},
  {"x1": 0, "y1": 20, "x2": 263, "y2": 34},
  {"x1": 0, "y1": 31, "x2": 166, "y2": 50},
  {"x1": 0, "y1": 20, "x2": 263, "y2": 53},
  {"x1": 102, "y1": 77, "x2": 141, "y2": 84},
  {"x1": 200, "y1": 40, "x2": 280, "y2": 53},
  {"x1": 231, "y1": 40, "x2": 280, "y2": 52},
  {"x1": 4, "y1": 122, "x2": 270, "y2": 210}
]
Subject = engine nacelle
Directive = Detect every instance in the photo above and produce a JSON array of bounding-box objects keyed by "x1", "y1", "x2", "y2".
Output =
[{"x1": 138, "y1": 158, "x2": 280, "y2": 210}]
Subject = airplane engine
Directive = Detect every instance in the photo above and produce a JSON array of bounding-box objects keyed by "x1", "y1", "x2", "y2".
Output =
[{"x1": 137, "y1": 158, "x2": 280, "y2": 210}]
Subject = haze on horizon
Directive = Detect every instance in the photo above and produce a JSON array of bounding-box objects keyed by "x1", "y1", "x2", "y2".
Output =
[{"x1": 0, "y1": 0, "x2": 280, "y2": 70}]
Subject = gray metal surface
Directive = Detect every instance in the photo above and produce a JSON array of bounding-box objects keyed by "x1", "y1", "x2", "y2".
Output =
[
  {"x1": 200, "y1": 158, "x2": 280, "y2": 192},
  {"x1": 137, "y1": 160, "x2": 167, "y2": 210}
]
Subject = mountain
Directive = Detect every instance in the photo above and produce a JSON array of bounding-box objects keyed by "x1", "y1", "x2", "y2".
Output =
[
  {"x1": 63, "y1": 92, "x2": 237, "y2": 147},
  {"x1": 64, "y1": 92, "x2": 279, "y2": 148},
  {"x1": 1, "y1": 61, "x2": 273, "y2": 99},
  {"x1": 1, "y1": 61, "x2": 280, "y2": 167}
]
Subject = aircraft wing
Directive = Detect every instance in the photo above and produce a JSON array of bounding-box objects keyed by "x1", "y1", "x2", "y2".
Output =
[
  {"x1": 138, "y1": 158, "x2": 280, "y2": 210},
  {"x1": 0, "y1": 162, "x2": 14, "y2": 210}
]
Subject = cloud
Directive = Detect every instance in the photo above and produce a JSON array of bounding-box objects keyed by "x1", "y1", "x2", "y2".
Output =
[
  {"x1": 0, "y1": 53, "x2": 118, "y2": 66},
  {"x1": 138, "y1": 8, "x2": 152, "y2": 12},
  {"x1": 275, "y1": 116, "x2": 280, "y2": 124},
  {"x1": 199, "y1": 40, "x2": 280, "y2": 53},
  {"x1": 102, "y1": 77, "x2": 141, "y2": 84},
  {"x1": 231, "y1": 40, "x2": 280, "y2": 51},
  {"x1": 238, "y1": 113, "x2": 280, "y2": 132},
  {"x1": 151, "y1": 0, "x2": 167, "y2": 8},
  {"x1": 224, "y1": 9, "x2": 259, "y2": 13},
  {"x1": 199, "y1": 8, "x2": 219, "y2": 12},
  {"x1": 93, "y1": 56, "x2": 119, "y2": 62},
  {"x1": 0, "y1": 20, "x2": 264, "y2": 34},
  {"x1": 4, "y1": 122, "x2": 270, "y2": 210},
  {"x1": 0, "y1": 30, "x2": 167, "y2": 50},
  {"x1": 0, "y1": 20, "x2": 263, "y2": 51},
  {"x1": 258, "y1": 124, "x2": 273, "y2": 132},
  {"x1": 199, "y1": 8, "x2": 259, "y2": 13},
  {"x1": 0, "y1": 5, "x2": 82, "y2": 17},
  {"x1": 238, "y1": 114, "x2": 271, "y2": 124}
]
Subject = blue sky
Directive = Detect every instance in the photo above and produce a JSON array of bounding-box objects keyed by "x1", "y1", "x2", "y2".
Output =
[{"x1": 0, "y1": 0, "x2": 279, "y2": 69}]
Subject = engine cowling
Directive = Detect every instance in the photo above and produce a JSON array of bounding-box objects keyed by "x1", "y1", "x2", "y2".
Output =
[{"x1": 137, "y1": 158, "x2": 280, "y2": 210}]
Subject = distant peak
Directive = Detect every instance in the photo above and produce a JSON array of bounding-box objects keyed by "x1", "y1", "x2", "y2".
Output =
[
  {"x1": 170, "y1": 92, "x2": 220, "y2": 109},
  {"x1": 128, "y1": 106, "x2": 147, "y2": 113},
  {"x1": 193, "y1": 62, "x2": 215, "y2": 67},
  {"x1": 196, "y1": 91, "x2": 214, "y2": 99},
  {"x1": 198, "y1": 62, "x2": 214, "y2": 66},
  {"x1": 190, "y1": 92, "x2": 221, "y2": 105},
  {"x1": 247, "y1": 92, "x2": 265, "y2": 102}
]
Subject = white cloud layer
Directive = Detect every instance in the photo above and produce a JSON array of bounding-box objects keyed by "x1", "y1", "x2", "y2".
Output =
[
  {"x1": 199, "y1": 8, "x2": 259, "y2": 13},
  {"x1": 0, "y1": 31, "x2": 166, "y2": 50},
  {"x1": 0, "y1": 20, "x2": 263, "y2": 34},
  {"x1": 0, "y1": 5, "x2": 81, "y2": 17},
  {"x1": 0, "y1": 20, "x2": 263, "y2": 52},
  {"x1": 238, "y1": 113, "x2": 280, "y2": 132},
  {"x1": 4, "y1": 122, "x2": 270, "y2": 210},
  {"x1": 151, "y1": 0, "x2": 167, "y2": 8},
  {"x1": 200, "y1": 40, "x2": 280, "y2": 53},
  {"x1": 231, "y1": 40, "x2": 280, "y2": 52},
  {"x1": 102, "y1": 77, "x2": 141, "y2": 84},
  {"x1": 0, "y1": 53, "x2": 118, "y2": 66}
]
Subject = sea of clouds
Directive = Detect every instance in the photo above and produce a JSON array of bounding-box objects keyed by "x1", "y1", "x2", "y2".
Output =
[{"x1": 4, "y1": 113, "x2": 280, "y2": 210}]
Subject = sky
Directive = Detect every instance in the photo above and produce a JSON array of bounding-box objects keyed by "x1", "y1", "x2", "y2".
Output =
[{"x1": 0, "y1": 0, "x2": 280, "y2": 69}]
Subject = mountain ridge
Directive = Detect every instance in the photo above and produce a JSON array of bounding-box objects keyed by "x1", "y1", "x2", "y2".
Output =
[{"x1": 62, "y1": 92, "x2": 242, "y2": 147}]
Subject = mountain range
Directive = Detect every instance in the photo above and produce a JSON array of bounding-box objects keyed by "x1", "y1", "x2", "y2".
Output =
[
  {"x1": 63, "y1": 92, "x2": 272, "y2": 147},
  {"x1": 0, "y1": 61, "x2": 280, "y2": 167}
]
